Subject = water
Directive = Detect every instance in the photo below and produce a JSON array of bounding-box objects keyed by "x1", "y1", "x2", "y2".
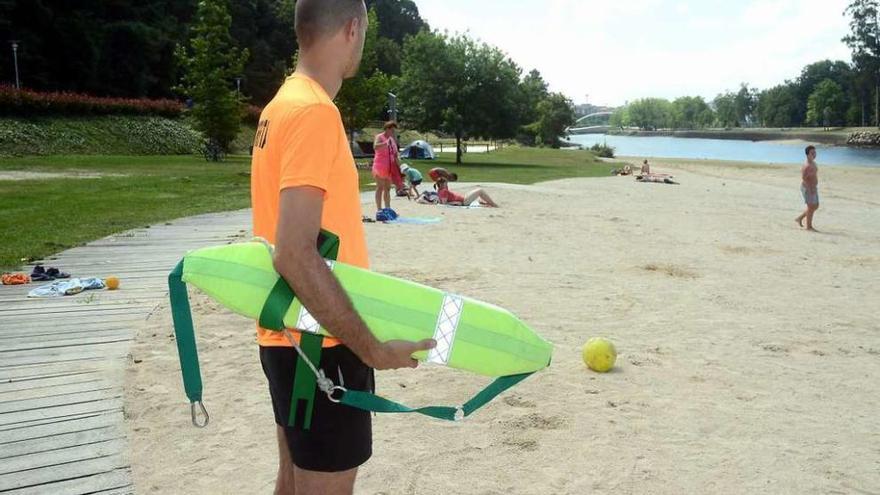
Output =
[{"x1": 569, "y1": 134, "x2": 880, "y2": 168}]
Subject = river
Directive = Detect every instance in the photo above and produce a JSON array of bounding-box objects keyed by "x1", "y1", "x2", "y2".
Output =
[{"x1": 569, "y1": 134, "x2": 880, "y2": 167}]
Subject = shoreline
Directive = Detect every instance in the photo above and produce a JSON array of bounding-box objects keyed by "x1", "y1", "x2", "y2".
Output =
[{"x1": 603, "y1": 128, "x2": 863, "y2": 146}]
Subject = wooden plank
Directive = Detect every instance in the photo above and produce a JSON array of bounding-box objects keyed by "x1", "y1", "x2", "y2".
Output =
[
  {"x1": 0, "y1": 360, "x2": 124, "y2": 381},
  {"x1": 2, "y1": 316, "x2": 146, "y2": 332},
  {"x1": 0, "y1": 376, "x2": 111, "y2": 400},
  {"x1": 0, "y1": 305, "x2": 147, "y2": 317},
  {"x1": 0, "y1": 298, "x2": 162, "y2": 311},
  {"x1": 0, "y1": 388, "x2": 119, "y2": 415},
  {"x1": 0, "y1": 343, "x2": 132, "y2": 368},
  {"x1": 0, "y1": 323, "x2": 137, "y2": 340},
  {"x1": 0, "y1": 412, "x2": 119, "y2": 445},
  {"x1": 0, "y1": 334, "x2": 132, "y2": 352},
  {"x1": 0, "y1": 397, "x2": 123, "y2": 429},
  {"x1": 0, "y1": 452, "x2": 129, "y2": 491},
  {"x1": 0, "y1": 424, "x2": 124, "y2": 459}
]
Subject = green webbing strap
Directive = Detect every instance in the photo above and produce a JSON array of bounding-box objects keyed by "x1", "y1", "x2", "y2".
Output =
[
  {"x1": 256, "y1": 230, "x2": 340, "y2": 430},
  {"x1": 169, "y1": 260, "x2": 209, "y2": 426},
  {"x1": 338, "y1": 372, "x2": 534, "y2": 421}
]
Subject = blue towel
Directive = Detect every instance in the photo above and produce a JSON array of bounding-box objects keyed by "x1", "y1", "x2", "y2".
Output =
[{"x1": 383, "y1": 217, "x2": 443, "y2": 225}]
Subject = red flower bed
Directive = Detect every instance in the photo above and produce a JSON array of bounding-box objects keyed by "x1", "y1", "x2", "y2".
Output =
[{"x1": 0, "y1": 86, "x2": 184, "y2": 118}]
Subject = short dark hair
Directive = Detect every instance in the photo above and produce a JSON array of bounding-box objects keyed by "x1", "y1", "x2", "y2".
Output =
[
  {"x1": 383, "y1": 121, "x2": 398, "y2": 130},
  {"x1": 805, "y1": 145, "x2": 816, "y2": 156},
  {"x1": 295, "y1": 0, "x2": 366, "y2": 49}
]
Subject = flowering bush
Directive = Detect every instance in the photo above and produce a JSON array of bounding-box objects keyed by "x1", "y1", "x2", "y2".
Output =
[{"x1": 0, "y1": 86, "x2": 184, "y2": 118}]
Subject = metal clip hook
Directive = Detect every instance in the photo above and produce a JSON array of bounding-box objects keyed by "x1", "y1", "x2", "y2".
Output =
[{"x1": 191, "y1": 401, "x2": 210, "y2": 428}]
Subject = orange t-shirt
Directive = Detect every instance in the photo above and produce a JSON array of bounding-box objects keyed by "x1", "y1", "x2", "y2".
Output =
[{"x1": 251, "y1": 74, "x2": 369, "y2": 348}]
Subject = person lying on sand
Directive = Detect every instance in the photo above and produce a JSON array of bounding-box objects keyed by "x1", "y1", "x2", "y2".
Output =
[{"x1": 435, "y1": 178, "x2": 499, "y2": 207}]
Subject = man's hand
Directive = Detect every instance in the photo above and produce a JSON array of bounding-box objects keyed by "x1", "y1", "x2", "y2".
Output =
[{"x1": 366, "y1": 339, "x2": 436, "y2": 370}]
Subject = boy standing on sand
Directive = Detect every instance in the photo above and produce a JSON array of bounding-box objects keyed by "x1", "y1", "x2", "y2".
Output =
[{"x1": 796, "y1": 145, "x2": 820, "y2": 232}]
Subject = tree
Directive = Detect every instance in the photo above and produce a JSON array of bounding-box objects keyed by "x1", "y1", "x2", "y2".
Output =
[
  {"x1": 734, "y1": 83, "x2": 758, "y2": 126},
  {"x1": 757, "y1": 84, "x2": 800, "y2": 127},
  {"x1": 671, "y1": 96, "x2": 714, "y2": 129},
  {"x1": 399, "y1": 31, "x2": 523, "y2": 163},
  {"x1": 518, "y1": 69, "x2": 549, "y2": 126},
  {"x1": 713, "y1": 92, "x2": 738, "y2": 127},
  {"x1": 626, "y1": 98, "x2": 673, "y2": 130},
  {"x1": 335, "y1": 9, "x2": 393, "y2": 140},
  {"x1": 365, "y1": 0, "x2": 428, "y2": 44},
  {"x1": 528, "y1": 92, "x2": 575, "y2": 148},
  {"x1": 843, "y1": 0, "x2": 880, "y2": 125},
  {"x1": 175, "y1": 0, "x2": 249, "y2": 156},
  {"x1": 806, "y1": 79, "x2": 846, "y2": 126}
]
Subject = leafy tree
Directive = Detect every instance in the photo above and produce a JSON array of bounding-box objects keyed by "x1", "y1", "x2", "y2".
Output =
[
  {"x1": 365, "y1": 0, "x2": 428, "y2": 44},
  {"x1": 734, "y1": 83, "x2": 758, "y2": 126},
  {"x1": 399, "y1": 31, "x2": 522, "y2": 163},
  {"x1": 528, "y1": 92, "x2": 575, "y2": 147},
  {"x1": 806, "y1": 79, "x2": 846, "y2": 126},
  {"x1": 175, "y1": 0, "x2": 249, "y2": 156},
  {"x1": 518, "y1": 69, "x2": 549, "y2": 126},
  {"x1": 336, "y1": 9, "x2": 393, "y2": 140},
  {"x1": 843, "y1": 0, "x2": 880, "y2": 125},
  {"x1": 713, "y1": 92, "x2": 738, "y2": 127},
  {"x1": 671, "y1": 96, "x2": 714, "y2": 129},
  {"x1": 757, "y1": 84, "x2": 800, "y2": 127},
  {"x1": 626, "y1": 98, "x2": 673, "y2": 130}
]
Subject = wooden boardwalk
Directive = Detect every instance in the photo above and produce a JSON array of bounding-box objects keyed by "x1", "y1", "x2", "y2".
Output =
[{"x1": 0, "y1": 210, "x2": 251, "y2": 494}]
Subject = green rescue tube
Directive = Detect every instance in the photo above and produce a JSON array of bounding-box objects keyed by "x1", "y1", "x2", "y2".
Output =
[{"x1": 181, "y1": 240, "x2": 552, "y2": 377}]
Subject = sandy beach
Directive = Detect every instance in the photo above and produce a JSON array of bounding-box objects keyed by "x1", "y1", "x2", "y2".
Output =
[{"x1": 125, "y1": 160, "x2": 880, "y2": 494}]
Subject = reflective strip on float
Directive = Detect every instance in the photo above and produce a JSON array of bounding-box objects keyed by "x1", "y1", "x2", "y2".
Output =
[
  {"x1": 427, "y1": 294, "x2": 464, "y2": 365},
  {"x1": 295, "y1": 260, "x2": 335, "y2": 334}
]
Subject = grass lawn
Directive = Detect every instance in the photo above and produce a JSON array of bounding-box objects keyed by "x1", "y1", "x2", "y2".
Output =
[{"x1": 0, "y1": 147, "x2": 609, "y2": 270}]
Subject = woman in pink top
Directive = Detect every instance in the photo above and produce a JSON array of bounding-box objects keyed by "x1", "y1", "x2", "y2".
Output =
[{"x1": 372, "y1": 121, "x2": 399, "y2": 212}]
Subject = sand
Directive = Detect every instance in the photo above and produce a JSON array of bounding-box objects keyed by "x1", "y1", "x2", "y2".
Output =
[{"x1": 125, "y1": 160, "x2": 880, "y2": 494}]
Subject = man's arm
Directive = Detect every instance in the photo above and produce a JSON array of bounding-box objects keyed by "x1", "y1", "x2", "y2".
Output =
[{"x1": 273, "y1": 186, "x2": 434, "y2": 370}]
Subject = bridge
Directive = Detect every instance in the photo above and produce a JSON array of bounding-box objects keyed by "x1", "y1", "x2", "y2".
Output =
[{"x1": 567, "y1": 112, "x2": 613, "y2": 134}]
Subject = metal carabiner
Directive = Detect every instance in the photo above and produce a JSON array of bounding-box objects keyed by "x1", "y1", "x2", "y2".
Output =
[
  {"x1": 191, "y1": 401, "x2": 210, "y2": 428},
  {"x1": 327, "y1": 385, "x2": 347, "y2": 404}
]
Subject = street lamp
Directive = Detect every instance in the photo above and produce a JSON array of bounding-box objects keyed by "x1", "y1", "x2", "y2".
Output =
[
  {"x1": 9, "y1": 41, "x2": 20, "y2": 90},
  {"x1": 235, "y1": 77, "x2": 242, "y2": 95},
  {"x1": 387, "y1": 92, "x2": 397, "y2": 122}
]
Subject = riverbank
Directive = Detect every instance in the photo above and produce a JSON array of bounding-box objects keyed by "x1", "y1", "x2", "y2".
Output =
[
  {"x1": 605, "y1": 127, "x2": 880, "y2": 147},
  {"x1": 126, "y1": 158, "x2": 879, "y2": 494}
]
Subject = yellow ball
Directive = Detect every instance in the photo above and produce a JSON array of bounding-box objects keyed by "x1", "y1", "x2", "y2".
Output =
[
  {"x1": 583, "y1": 337, "x2": 617, "y2": 372},
  {"x1": 105, "y1": 277, "x2": 120, "y2": 290}
]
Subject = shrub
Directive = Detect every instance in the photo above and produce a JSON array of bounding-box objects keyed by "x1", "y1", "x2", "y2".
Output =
[
  {"x1": 0, "y1": 85, "x2": 184, "y2": 118},
  {"x1": 590, "y1": 142, "x2": 615, "y2": 158}
]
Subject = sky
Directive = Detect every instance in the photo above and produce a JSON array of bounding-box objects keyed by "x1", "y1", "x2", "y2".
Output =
[{"x1": 414, "y1": 0, "x2": 855, "y2": 107}]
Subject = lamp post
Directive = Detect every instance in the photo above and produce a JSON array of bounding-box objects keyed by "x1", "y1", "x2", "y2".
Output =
[
  {"x1": 387, "y1": 92, "x2": 397, "y2": 122},
  {"x1": 235, "y1": 77, "x2": 242, "y2": 96},
  {"x1": 10, "y1": 41, "x2": 20, "y2": 90}
]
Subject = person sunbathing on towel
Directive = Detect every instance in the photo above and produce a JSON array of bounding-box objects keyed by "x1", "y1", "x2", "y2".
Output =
[{"x1": 435, "y1": 178, "x2": 499, "y2": 207}]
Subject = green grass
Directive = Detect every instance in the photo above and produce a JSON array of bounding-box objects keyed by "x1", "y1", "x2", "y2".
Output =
[
  {"x1": 426, "y1": 146, "x2": 611, "y2": 183},
  {"x1": 0, "y1": 147, "x2": 608, "y2": 270}
]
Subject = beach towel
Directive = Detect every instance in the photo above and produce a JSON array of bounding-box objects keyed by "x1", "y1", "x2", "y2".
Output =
[
  {"x1": 382, "y1": 217, "x2": 443, "y2": 225},
  {"x1": 28, "y1": 278, "x2": 106, "y2": 298}
]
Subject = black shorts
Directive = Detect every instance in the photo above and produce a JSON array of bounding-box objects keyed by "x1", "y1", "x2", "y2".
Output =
[
  {"x1": 410, "y1": 179, "x2": 423, "y2": 186},
  {"x1": 260, "y1": 345, "x2": 374, "y2": 472}
]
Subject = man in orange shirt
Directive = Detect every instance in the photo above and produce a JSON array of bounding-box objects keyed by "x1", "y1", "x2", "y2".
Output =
[{"x1": 250, "y1": 1, "x2": 434, "y2": 493}]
